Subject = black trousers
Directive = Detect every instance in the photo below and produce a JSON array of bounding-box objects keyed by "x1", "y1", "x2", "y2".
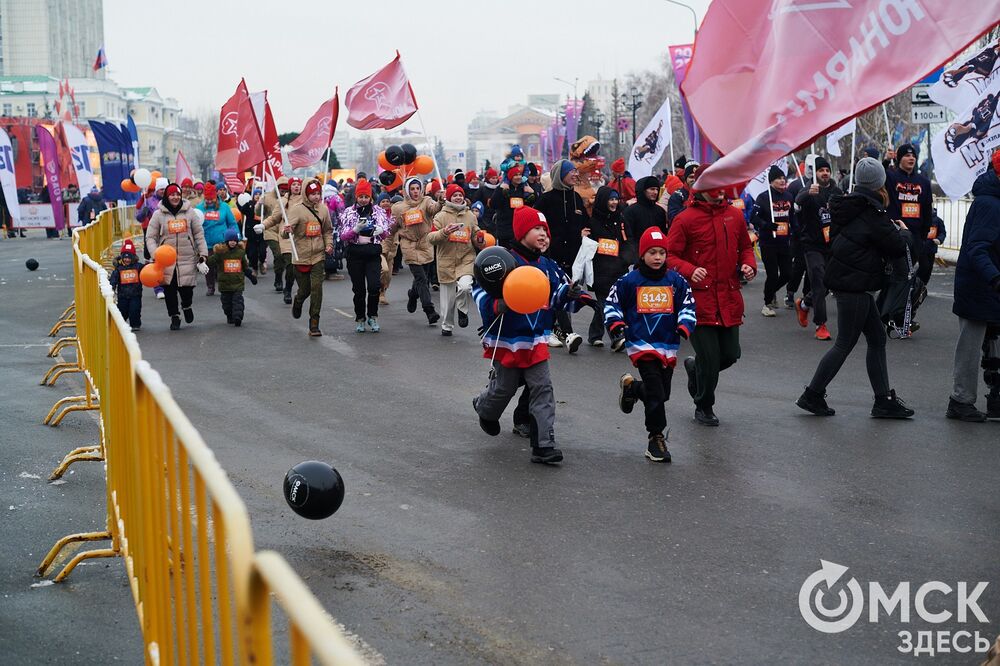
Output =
[
  {"x1": 634, "y1": 360, "x2": 673, "y2": 435},
  {"x1": 246, "y1": 234, "x2": 266, "y2": 271},
  {"x1": 760, "y1": 244, "x2": 792, "y2": 304},
  {"x1": 808, "y1": 292, "x2": 890, "y2": 397},
  {"x1": 347, "y1": 248, "x2": 382, "y2": 320},
  {"x1": 690, "y1": 325, "x2": 741, "y2": 409},
  {"x1": 917, "y1": 249, "x2": 935, "y2": 286},
  {"x1": 588, "y1": 287, "x2": 610, "y2": 343},
  {"x1": 162, "y1": 271, "x2": 193, "y2": 317},
  {"x1": 787, "y1": 241, "x2": 808, "y2": 295},
  {"x1": 117, "y1": 294, "x2": 142, "y2": 328},
  {"x1": 220, "y1": 291, "x2": 245, "y2": 322},
  {"x1": 409, "y1": 263, "x2": 436, "y2": 312}
]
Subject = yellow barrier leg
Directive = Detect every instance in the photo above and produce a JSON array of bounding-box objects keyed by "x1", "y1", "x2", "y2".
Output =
[
  {"x1": 53, "y1": 547, "x2": 119, "y2": 583},
  {"x1": 49, "y1": 444, "x2": 104, "y2": 480},
  {"x1": 44, "y1": 394, "x2": 88, "y2": 424},
  {"x1": 41, "y1": 361, "x2": 81, "y2": 386},
  {"x1": 48, "y1": 315, "x2": 76, "y2": 337},
  {"x1": 48, "y1": 395, "x2": 99, "y2": 426},
  {"x1": 47, "y1": 336, "x2": 78, "y2": 357},
  {"x1": 47, "y1": 304, "x2": 75, "y2": 337},
  {"x1": 36, "y1": 530, "x2": 113, "y2": 577}
]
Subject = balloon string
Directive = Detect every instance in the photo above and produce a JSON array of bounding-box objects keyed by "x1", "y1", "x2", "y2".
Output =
[{"x1": 488, "y1": 313, "x2": 504, "y2": 370}]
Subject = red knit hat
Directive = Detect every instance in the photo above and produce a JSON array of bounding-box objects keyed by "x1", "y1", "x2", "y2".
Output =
[
  {"x1": 305, "y1": 180, "x2": 322, "y2": 196},
  {"x1": 203, "y1": 182, "x2": 217, "y2": 200},
  {"x1": 180, "y1": 178, "x2": 193, "y2": 189},
  {"x1": 485, "y1": 168, "x2": 499, "y2": 181},
  {"x1": 507, "y1": 164, "x2": 523, "y2": 180},
  {"x1": 355, "y1": 179, "x2": 372, "y2": 197},
  {"x1": 164, "y1": 183, "x2": 181, "y2": 198},
  {"x1": 445, "y1": 183, "x2": 464, "y2": 201},
  {"x1": 513, "y1": 206, "x2": 549, "y2": 241},
  {"x1": 427, "y1": 179, "x2": 443, "y2": 196},
  {"x1": 611, "y1": 158, "x2": 626, "y2": 175},
  {"x1": 120, "y1": 239, "x2": 136, "y2": 256},
  {"x1": 466, "y1": 170, "x2": 478, "y2": 182},
  {"x1": 638, "y1": 227, "x2": 668, "y2": 258}
]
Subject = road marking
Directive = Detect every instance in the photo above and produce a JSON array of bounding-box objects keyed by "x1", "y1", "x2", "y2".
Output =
[
  {"x1": 0, "y1": 343, "x2": 52, "y2": 348},
  {"x1": 333, "y1": 308, "x2": 353, "y2": 319}
]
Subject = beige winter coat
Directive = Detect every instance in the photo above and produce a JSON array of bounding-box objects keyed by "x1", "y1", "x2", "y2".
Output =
[
  {"x1": 391, "y1": 183, "x2": 441, "y2": 266},
  {"x1": 145, "y1": 200, "x2": 207, "y2": 287},
  {"x1": 427, "y1": 203, "x2": 480, "y2": 283},
  {"x1": 285, "y1": 187, "x2": 334, "y2": 266}
]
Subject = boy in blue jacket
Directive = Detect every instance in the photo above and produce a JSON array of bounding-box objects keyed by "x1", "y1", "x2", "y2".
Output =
[
  {"x1": 109, "y1": 239, "x2": 145, "y2": 332},
  {"x1": 606, "y1": 227, "x2": 696, "y2": 462},
  {"x1": 472, "y1": 206, "x2": 590, "y2": 464}
]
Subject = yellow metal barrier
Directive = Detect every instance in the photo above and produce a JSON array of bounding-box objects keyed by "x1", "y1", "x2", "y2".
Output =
[{"x1": 38, "y1": 207, "x2": 365, "y2": 665}]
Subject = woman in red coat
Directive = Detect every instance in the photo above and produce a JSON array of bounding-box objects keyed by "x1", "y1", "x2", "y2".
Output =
[{"x1": 666, "y1": 166, "x2": 757, "y2": 426}]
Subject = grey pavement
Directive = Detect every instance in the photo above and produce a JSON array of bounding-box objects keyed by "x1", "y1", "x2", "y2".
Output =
[{"x1": 2, "y1": 234, "x2": 999, "y2": 664}]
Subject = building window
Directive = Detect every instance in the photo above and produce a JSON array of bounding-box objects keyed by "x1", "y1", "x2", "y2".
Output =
[
  {"x1": 78, "y1": 101, "x2": 86, "y2": 116},
  {"x1": 26, "y1": 102, "x2": 36, "y2": 117},
  {"x1": 2, "y1": 103, "x2": 10, "y2": 116}
]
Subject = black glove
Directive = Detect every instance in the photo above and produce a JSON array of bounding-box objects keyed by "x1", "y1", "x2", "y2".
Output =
[
  {"x1": 578, "y1": 292, "x2": 598, "y2": 310},
  {"x1": 568, "y1": 281, "x2": 583, "y2": 300}
]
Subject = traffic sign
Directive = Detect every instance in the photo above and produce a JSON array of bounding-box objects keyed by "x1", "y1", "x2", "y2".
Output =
[
  {"x1": 911, "y1": 105, "x2": 946, "y2": 124},
  {"x1": 911, "y1": 84, "x2": 933, "y2": 105}
]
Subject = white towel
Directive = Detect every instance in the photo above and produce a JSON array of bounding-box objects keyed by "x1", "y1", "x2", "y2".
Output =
[{"x1": 572, "y1": 236, "x2": 598, "y2": 288}]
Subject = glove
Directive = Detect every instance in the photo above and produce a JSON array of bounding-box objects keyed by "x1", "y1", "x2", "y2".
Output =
[
  {"x1": 568, "y1": 281, "x2": 583, "y2": 300},
  {"x1": 609, "y1": 323, "x2": 627, "y2": 352},
  {"x1": 494, "y1": 299, "x2": 508, "y2": 315},
  {"x1": 196, "y1": 261, "x2": 209, "y2": 276},
  {"x1": 354, "y1": 221, "x2": 369, "y2": 233},
  {"x1": 253, "y1": 223, "x2": 264, "y2": 234},
  {"x1": 578, "y1": 292, "x2": 598, "y2": 310}
]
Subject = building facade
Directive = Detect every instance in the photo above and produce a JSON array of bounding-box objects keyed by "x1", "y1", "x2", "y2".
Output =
[
  {"x1": 0, "y1": 0, "x2": 105, "y2": 79},
  {"x1": 467, "y1": 104, "x2": 554, "y2": 172}
]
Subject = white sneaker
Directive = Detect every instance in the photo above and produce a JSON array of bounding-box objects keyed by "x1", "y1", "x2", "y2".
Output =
[
  {"x1": 565, "y1": 333, "x2": 583, "y2": 354},
  {"x1": 156, "y1": 291, "x2": 165, "y2": 300},
  {"x1": 547, "y1": 333, "x2": 564, "y2": 348},
  {"x1": 761, "y1": 304, "x2": 776, "y2": 317}
]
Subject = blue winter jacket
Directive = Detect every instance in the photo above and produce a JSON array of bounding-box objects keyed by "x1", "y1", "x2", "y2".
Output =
[
  {"x1": 197, "y1": 200, "x2": 239, "y2": 247},
  {"x1": 604, "y1": 267, "x2": 696, "y2": 368},
  {"x1": 953, "y1": 170, "x2": 1000, "y2": 324}
]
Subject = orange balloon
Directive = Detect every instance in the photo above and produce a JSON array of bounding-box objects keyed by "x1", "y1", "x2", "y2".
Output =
[
  {"x1": 233, "y1": 208, "x2": 243, "y2": 222},
  {"x1": 139, "y1": 263, "x2": 164, "y2": 288},
  {"x1": 121, "y1": 179, "x2": 139, "y2": 193},
  {"x1": 413, "y1": 155, "x2": 434, "y2": 175},
  {"x1": 387, "y1": 172, "x2": 403, "y2": 191},
  {"x1": 149, "y1": 170, "x2": 162, "y2": 182},
  {"x1": 502, "y1": 265, "x2": 550, "y2": 314},
  {"x1": 153, "y1": 244, "x2": 177, "y2": 267},
  {"x1": 378, "y1": 151, "x2": 394, "y2": 172}
]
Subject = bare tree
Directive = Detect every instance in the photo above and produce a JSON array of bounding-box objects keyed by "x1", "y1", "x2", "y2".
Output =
[{"x1": 193, "y1": 110, "x2": 218, "y2": 180}]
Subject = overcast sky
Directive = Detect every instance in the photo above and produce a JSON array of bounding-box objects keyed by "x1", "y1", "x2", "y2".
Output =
[{"x1": 103, "y1": 0, "x2": 709, "y2": 145}]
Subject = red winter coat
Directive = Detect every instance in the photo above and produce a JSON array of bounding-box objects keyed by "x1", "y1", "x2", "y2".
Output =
[{"x1": 666, "y1": 198, "x2": 756, "y2": 327}]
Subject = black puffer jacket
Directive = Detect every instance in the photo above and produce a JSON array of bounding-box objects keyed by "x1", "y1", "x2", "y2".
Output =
[
  {"x1": 588, "y1": 186, "x2": 630, "y2": 294},
  {"x1": 536, "y1": 160, "x2": 589, "y2": 268},
  {"x1": 623, "y1": 176, "x2": 667, "y2": 258},
  {"x1": 825, "y1": 189, "x2": 908, "y2": 293}
]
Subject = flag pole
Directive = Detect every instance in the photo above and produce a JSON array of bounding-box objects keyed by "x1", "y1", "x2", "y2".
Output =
[
  {"x1": 265, "y1": 162, "x2": 299, "y2": 263},
  {"x1": 397, "y1": 54, "x2": 445, "y2": 189},
  {"x1": 848, "y1": 123, "x2": 857, "y2": 191},
  {"x1": 788, "y1": 152, "x2": 805, "y2": 186},
  {"x1": 881, "y1": 103, "x2": 893, "y2": 153},
  {"x1": 321, "y1": 144, "x2": 331, "y2": 184}
]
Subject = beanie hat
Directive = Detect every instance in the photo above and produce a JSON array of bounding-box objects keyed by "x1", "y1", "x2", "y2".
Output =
[
  {"x1": 485, "y1": 168, "x2": 499, "y2": 181},
  {"x1": 164, "y1": 183, "x2": 181, "y2": 198},
  {"x1": 445, "y1": 183, "x2": 464, "y2": 200},
  {"x1": 427, "y1": 179, "x2": 443, "y2": 196},
  {"x1": 194, "y1": 181, "x2": 204, "y2": 192},
  {"x1": 507, "y1": 164, "x2": 523, "y2": 179},
  {"x1": 471, "y1": 200, "x2": 485, "y2": 215},
  {"x1": 895, "y1": 143, "x2": 918, "y2": 161},
  {"x1": 466, "y1": 170, "x2": 479, "y2": 182},
  {"x1": 354, "y1": 179, "x2": 372, "y2": 197},
  {"x1": 853, "y1": 157, "x2": 886, "y2": 191},
  {"x1": 863, "y1": 147, "x2": 880, "y2": 159},
  {"x1": 155, "y1": 177, "x2": 168, "y2": 192},
  {"x1": 375, "y1": 193, "x2": 391, "y2": 204},
  {"x1": 203, "y1": 182, "x2": 217, "y2": 200},
  {"x1": 510, "y1": 144, "x2": 523, "y2": 157},
  {"x1": 611, "y1": 158, "x2": 626, "y2": 175},
  {"x1": 513, "y1": 206, "x2": 550, "y2": 241},
  {"x1": 638, "y1": 227, "x2": 668, "y2": 258},
  {"x1": 683, "y1": 161, "x2": 701, "y2": 180},
  {"x1": 674, "y1": 155, "x2": 688, "y2": 170},
  {"x1": 814, "y1": 156, "x2": 831, "y2": 172},
  {"x1": 390, "y1": 194, "x2": 404, "y2": 204},
  {"x1": 224, "y1": 227, "x2": 239, "y2": 242},
  {"x1": 454, "y1": 171, "x2": 466, "y2": 184},
  {"x1": 559, "y1": 160, "x2": 576, "y2": 181},
  {"x1": 120, "y1": 239, "x2": 136, "y2": 256},
  {"x1": 180, "y1": 178, "x2": 193, "y2": 189},
  {"x1": 526, "y1": 162, "x2": 539, "y2": 177},
  {"x1": 305, "y1": 180, "x2": 322, "y2": 197},
  {"x1": 767, "y1": 166, "x2": 785, "y2": 183},
  {"x1": 288, "y1": 177, "x2": 302, "y2": 188}
]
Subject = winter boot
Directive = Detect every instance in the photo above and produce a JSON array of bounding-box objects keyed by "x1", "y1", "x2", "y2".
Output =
[
  {"x1": 183, "y1": 308, "x2": 194, "y2": 324},
  {"x1": 871, "y1": 390, "x2": 914, "y2": 419},
  {"x1": 796, "y1": 386, "x2": 835, "y2": 416},
  {"x1": 645, "y1": 431, "x2": 672, "y2": 463},
  {"x1": 407, "y1": 289, "x2": 418, "y2": 313},
  {"x1": 473, "y1": 397, "x2": 500, "y2": 436},
  {"x1": 945, "y1": 398, "x2": 987, "y2": 422},
  {"x1": 530, "y1": 445, "x2": 563, "y2": 464},
  {"x1": 169, "y1": 315, "x2": 181, "y2": 331},
  {"x1": 308, "y1": 317, "x2": 322, "y2": 337},
  {"x1": 618, "y1": 373, "x2": 637, "y2": 414}
]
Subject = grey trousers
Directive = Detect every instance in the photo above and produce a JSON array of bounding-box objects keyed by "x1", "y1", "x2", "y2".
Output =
[
  {"x1": 952, "y1": 318, "x2": 1000, "y2": 405},
  {"x1": 476, "y1": 362, "x2": 556, "y2": 445}
]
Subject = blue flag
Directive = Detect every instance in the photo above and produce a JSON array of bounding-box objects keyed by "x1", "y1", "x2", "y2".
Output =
[
  {"x1": 118, "y1": 123, "x2": 138, "y2": 203},
  {"x1": 89, "y1": 121, "x2": 124, "y2": 200}
]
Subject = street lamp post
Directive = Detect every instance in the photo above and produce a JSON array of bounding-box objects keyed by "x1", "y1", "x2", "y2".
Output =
[
  {"x1": 589, "y1": 110, "x2": 605, "y2": 143},
  {"x1": 627, "y1": 87, "x2": 643, "y2": 146},
  {"x1": 661, "y1": 0, "x2": 698, "y2": 36}
]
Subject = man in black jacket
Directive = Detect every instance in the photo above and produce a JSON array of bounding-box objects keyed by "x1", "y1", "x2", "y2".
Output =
[
  {"x1": 666, "y1": 163, "x2": 698, "y2": 224},
  {"x1": 793, "y1": 156, "x2": 841, "y2": 340},
  {"x1": 490, "y1": 164, "x2": 536, "y2": 248},
  {"x1": 624, "y1": 175, "x2": 668, "y2": 259}
]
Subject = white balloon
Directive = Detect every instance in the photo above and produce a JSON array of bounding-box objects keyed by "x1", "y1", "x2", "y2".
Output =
[
  {"x1": 133, "y1": 168, "x2": 152, "y2": 189},
  {"x1": 237, "y1": 192, "x2": 251, "y2": 206},
  {"x1": 192, "y1": 208, "x2": 205, "y2": 224}
]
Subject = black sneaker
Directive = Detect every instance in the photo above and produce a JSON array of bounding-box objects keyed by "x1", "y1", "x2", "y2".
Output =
[
  {"x1": 945, "y1": 398, "x2": 987, "y2": 422},
  {"x1": 441, "y1": 328, "x2": 452, "y2": 337},
  {"x1": 407, "y1": 289, "x2": 418, "y2": 313},
  {"x1": 292, "y1": 299, "x2": 303, "y2": 319},
  {"x1": 233, "y1": 319, "x2": 242, "y2": 327},
  {"x1": 645, "y1": 431, "x2": 671, "y2": 463},
  {"x1": 473, "y1": 397, "x2": 500, "y2": 436},
  {"x1": 169, "y1": 316, "x2": 181, "y2": 331},
  {"x1": 274, "y1": 282, "x2": 283, "y2": 292},
  {"x1": 458, "y1": 311, "x2": 469, "y2": 328},
  {"x1": 684, "y1": 357, "x2": 697, "y2": 399},
  {"x1": 618, "y1": 373, "x2": 637, "y2": 414},
  {"x1": 227, "y1": 315, "x2": 234, "y2": 324},
  {"x1": 284, "y1": 293, "x2": 293, "y2": 305},
  {"x1": 784, "y1": 293, "x2": 795, "y2": 309},
  {"x1": 427, "y1": 311, "x2": 440, "y2": 325},
  {"x1": 531, "y1": 446, "x2": 563, "y2": 464},
  {"x1": 871, "y1": 390, "x2": 914, "y2": 419},
  {"x1": 512, "y1": 422, "x2": 531, "y2": 438},
  {"x1": 695, "y1": 406, "x2": 719, "y2": 426},
  {"x1": 796, "y1": 387, "x2": 836, "y2": 416},
  {"x1": 183, "y1": 308, "x2": 194, "y2": 324}
]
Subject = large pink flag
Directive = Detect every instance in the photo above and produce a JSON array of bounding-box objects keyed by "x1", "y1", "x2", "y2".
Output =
[
  {"x1": 35, "y1": 126, "x2": 65, "y2": 230},
  {"x1": 288, "y1": 89, "x2": 339, "y2": 169},
  {"x1": 685, "y1": 1, "x2": 999, "y2": 190},
  {"x1": 344, "y1": 52, "x2": 418, "y2": 131},
  {"x1": 217, "y1": 79, "x2": 265, "y2": 192},
  {"x1": 175, "y1": 149, "x2": 193, "y2": 184}
]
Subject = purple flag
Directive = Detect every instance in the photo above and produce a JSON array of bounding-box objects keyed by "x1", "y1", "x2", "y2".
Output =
[
  {"x1": 35, "y1": 125, "x2": 65, "y2": 230},
  {"x1": 669, "y1": 44, "x2": 718, "y2": 164}
]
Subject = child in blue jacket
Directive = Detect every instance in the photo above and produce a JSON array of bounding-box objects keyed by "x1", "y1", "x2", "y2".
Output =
[
  {"x1": 472, "y1": 206, "x2": 590, "y2": 464},
  {"x1": 605, "y1": 227, "x2": 696, "y2": 462},
  {"x1": 109, "y1": 239, "x2": 145, "y2": 331}
]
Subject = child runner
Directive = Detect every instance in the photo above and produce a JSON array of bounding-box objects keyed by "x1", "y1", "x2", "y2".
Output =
[
  {"x1": 339, "y1": 179, "x2": 392, "y2": 332},
  {"x1": 428, "y1": 184, "x2": 483, "y2": 336},
  {"x1": 606, "y1": 227, "x2": 696, "y2": 462},
  {"x1": 109, "y1": 239, "x2": 144, "y2": 332},
  {"x1": 205, "y1": 227, "x2": 257, "y2": 326}
]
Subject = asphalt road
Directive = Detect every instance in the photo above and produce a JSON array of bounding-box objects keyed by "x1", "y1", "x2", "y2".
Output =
[{"x1": 3, "y1": 235, "x2": 999, "y2": 664}]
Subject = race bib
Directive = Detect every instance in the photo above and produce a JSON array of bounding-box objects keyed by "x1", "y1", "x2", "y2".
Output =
[
  {"x1": 775, "y1": 222, "x2": 790, "y2": 237},
  {"x1": 205, "y1": 211, "x2": 220, "y2": 221},
  {"x1": 119, "y1": 268, "x2": 139, "y2": 284},
  {"x1": 448, "y1": 227, "x2": 471, "y2": 243},
  {"x1": 597, "y1": 238, "x2": 620, "y2": 256},
  {"x1": 822, "y1": 226, "x2": 831, "y2": 243},
  {"x1": 166, "y1": 218, "x2": 188, "y2": 234},
  {"x1": 636, "y1": 286, "x2": 674, "y2": 314},
  {"x1": 403, "y1": 209, "x2": 424, "y2": 226},
  {"x1": 927, "y1": 226, "x2": 938, "y2": 240},
  {"x1": 510, "y1": 197, "x2": 524, "y2": 209},
  {"x1": 305, "y1": 221, "x2": 321, "y2": 237},
  {"x1": 901, "y1": 202, "x2": 920, "y2": 219},
  {"x1": 223, "y1": 259, "x2": 242, "y2": 273},
  {"x1": 730, "y1": 198, "x2": 745, "y2": 210}
]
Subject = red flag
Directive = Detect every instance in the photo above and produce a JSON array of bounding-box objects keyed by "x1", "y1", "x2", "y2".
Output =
[
  {"x1": 261, "y1": 98, "x2": 284, "y2": 178},
  {"x1": 685, "y1": 1, "x2": 999, "y2": 190},
  {"x1": 175, "y1": 149, "x2": 193, "y2": 184},
  {"x1": 288, "y1": 89, "x2": 340, "y2": 169},
  {"x1": 344, "y1": 52, "x2": 417, "y2": 130},
  {"x1": 216, "y1": 79, "x2": 265, "y2": 193}
]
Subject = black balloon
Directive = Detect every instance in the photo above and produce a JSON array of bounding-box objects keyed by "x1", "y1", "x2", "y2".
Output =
[
  {"x1": 385, "y1": 145, "x2": 405, "y2": 167},
  {"x1": 25, "y1": 258, "x2": 39, "y2": 271},
  {"x1": 473, "y1": 246, "x2": 516, "y2": 298},
  {"x1": 401, "y1": 143, "x2": 417, "y2": 165},
  {"x1": 283, "y1": 461, "x2": 345, "y2": 520},
  {"x1": 378, "y1": 170, "x2": 396, "y2": 186}
]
